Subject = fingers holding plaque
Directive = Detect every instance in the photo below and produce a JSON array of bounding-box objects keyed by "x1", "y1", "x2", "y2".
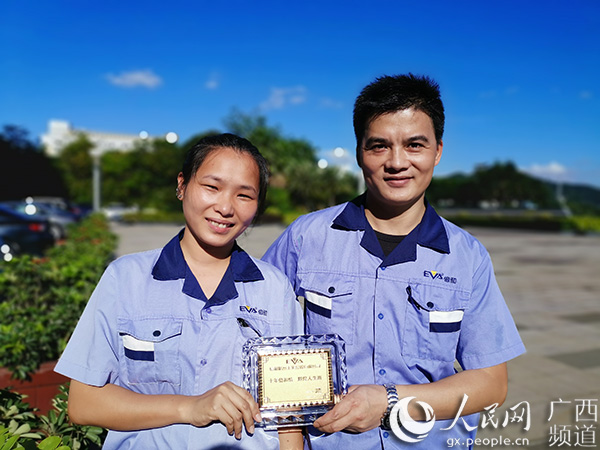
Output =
[{"x1": 242, "y1": 334, "x2": 347, "y2": 430}]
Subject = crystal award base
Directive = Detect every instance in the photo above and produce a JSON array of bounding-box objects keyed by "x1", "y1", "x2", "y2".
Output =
[{"x1": 242, "y1": 334, "x2": 347, "y2": 430}]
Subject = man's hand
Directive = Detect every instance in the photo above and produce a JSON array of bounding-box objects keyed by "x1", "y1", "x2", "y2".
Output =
[{"x1": 313, "y1": 384, "x2": 387, "y2": 433}]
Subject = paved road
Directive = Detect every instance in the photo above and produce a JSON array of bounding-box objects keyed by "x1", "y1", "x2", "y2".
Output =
[
  {"x1": 111, "y1": 222, "x2": 286, "y2": 259},
  {"x1": 111, "y1": 223, "x2": 600, "y2": 448}
]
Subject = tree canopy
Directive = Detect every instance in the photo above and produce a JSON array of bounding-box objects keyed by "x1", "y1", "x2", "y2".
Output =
[{"x1": 0, "y1": 125, "x2": 67, "y2": 201}]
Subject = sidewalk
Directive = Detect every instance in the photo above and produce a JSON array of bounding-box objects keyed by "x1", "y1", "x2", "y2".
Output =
[
  {"x1": 112, "y1": 223, "x2": 600, "y2": 448},
  {"x1": 468, "y1": 228, "x2": 600, "y2": 448}
]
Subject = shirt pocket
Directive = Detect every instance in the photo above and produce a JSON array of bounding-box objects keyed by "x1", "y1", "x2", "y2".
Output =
[
  {"x1": 300, "y1": 273, "x2": 356, "y2": 344},
  {"x1": 233, "y1": 316, "x2": 273, "y2": 386},
  {"x1": 118, "y1": 318, "x2": 183, "y2": 386},
  {"x1": 402, "y1": 282, "x2": 468, "y2": 362}
]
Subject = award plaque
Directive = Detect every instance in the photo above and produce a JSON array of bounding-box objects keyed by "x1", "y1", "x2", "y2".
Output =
[{"x1": 242, "y1": 334, "x2": 347, "y2": 429}]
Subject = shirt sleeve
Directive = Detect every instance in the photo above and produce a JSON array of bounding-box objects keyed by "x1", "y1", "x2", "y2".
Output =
[
  {"x1": 456, "y1": 251, "x2": 526, "y2": 370},
  {"x1": 54, "y1": 264, "x2": 120, "y2": 386},
  {"x1": 262, "y1": 224, "x2": 301, "y2": 293}
]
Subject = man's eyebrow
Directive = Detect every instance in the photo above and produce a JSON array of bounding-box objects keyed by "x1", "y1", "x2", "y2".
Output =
[
  {"x1": 407, "y1": 135, "x2": 431, "y2": 143},
  {"x1": 363, "y1": 136, "x2": 391, "y2": 147}
]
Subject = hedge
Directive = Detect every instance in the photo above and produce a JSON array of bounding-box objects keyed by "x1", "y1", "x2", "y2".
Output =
[{"x1": 0, "y1": 214, "x2": 117, "y2": 380}]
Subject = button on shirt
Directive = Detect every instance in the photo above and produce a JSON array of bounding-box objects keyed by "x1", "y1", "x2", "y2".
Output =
[
  {"x1": 263, "y1": 196, "x2": 526, "y2": 449},
  {"x1": 55, "y1": 231, "x2": 303, "y2": 450}
]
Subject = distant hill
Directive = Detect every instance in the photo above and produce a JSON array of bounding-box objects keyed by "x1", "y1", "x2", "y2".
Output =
[
  {"x1": 553, "y1": 182, "x2": 600, "y2": 214},
  {"x1": 429, "y1": 162, "x2": 600, "y2": 215}
]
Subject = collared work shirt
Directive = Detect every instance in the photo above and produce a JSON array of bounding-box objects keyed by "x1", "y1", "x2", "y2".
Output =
[
  {"x1": 56, "y1": 232, "x2": 303, "y2": 449},
  {"x1": 263, "y1": 197, "x2": 525, "y2": 449}
]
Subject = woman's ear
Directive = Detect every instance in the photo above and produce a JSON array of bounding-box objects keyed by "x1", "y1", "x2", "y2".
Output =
[{"x1": 176, "y1": 173, "x2": 185, "y2": 200}]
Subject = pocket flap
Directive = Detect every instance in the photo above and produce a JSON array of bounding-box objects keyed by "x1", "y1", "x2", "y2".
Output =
[
  {"x1": 408, "y1": 282, "x2": 468, "y2": 311},
  {"x1": 301, "y1": 273, "x2": 354, "y2": 298},
  {"x1": 118, "y1": 319, "x2": 183, "y2": 343}
]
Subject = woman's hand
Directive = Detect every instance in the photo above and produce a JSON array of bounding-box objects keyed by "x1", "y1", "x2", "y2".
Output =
[
  {"x1": 68, "y1": 380, "x2": 260, "y2": 439},
  {"x1": 180, "y1": 381, "x2": 261, "y2": 439}
]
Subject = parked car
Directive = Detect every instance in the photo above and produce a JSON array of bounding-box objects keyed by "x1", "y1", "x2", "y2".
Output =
[
  {"x1": 3, "y1": 200, "x2": 78, "y2": 240},
  {"x1": 0, "y1": 237, "x2": 17, "y2": 262},
  {"x1": 0, "y1": 205, "x2": 55, "y2": 255},
  {"x1": 102, "y1": 203, "x2": 139, "y2": 221},
  {"x1": 25, "y1": 196, "x2": 91, "y2": 220}
]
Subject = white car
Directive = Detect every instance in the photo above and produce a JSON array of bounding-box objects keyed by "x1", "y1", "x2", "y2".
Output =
[{"x1": 102, "y1": 203, "x2": 140, "y2": 221}]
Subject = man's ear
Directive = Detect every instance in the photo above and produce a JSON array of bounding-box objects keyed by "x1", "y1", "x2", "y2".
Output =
[{"x1": 434, "y1": 140, "x2": 443, "y2": 166}]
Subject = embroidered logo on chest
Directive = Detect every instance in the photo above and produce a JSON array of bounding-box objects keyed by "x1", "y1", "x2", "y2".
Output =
[
  {"x1": 423, "y1": 270, "x2": 457, "y2": 284},
  {"x1": 239, "y1": 305, "x2": 268, "y2": 316}
]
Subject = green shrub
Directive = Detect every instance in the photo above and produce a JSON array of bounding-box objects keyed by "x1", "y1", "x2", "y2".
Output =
[
  {"x1": 566, "y1": 215, "x2": 600, "y2": 234},
  {"x1": 0, "y1": 386, "x2": 105, "y2": 450},
  {"x1": 0, "y1": 214, "x2": 117, "y2": 380}
]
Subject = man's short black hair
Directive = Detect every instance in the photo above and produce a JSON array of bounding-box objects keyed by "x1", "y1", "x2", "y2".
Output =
[{"x1": 353, "y1": 74, "x2": 445, "y2": 164}]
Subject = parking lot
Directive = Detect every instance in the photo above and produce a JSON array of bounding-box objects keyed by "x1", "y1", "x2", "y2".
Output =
[{"x1": 112, "y1": 222, "x2": 600, "y2": 448}]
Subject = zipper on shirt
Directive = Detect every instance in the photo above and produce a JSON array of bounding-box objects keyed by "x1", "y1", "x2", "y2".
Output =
[
  {"x1": 406, "y1": 285, "x2": 428, "y2": 311},
  {"x1": 237, "y1": 317, "x2": 262, "y2": 337}
]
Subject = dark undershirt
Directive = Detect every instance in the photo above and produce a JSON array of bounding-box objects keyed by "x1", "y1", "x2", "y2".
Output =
[{"x1": 374, "y1": 230, "x2": 406, "y2": 258}]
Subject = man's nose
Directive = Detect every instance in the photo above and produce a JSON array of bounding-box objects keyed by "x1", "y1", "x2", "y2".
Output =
[{"x1": 385, "y1": 148, "x2": 409, "y2": 171}]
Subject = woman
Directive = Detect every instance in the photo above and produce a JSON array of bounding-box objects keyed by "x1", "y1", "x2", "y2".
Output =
[{"x1": 55, "y1": 134, "x2": 304, "y2": 449}]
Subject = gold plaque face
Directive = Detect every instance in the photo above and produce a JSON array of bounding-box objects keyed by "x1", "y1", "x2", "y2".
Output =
[{"x1": 258, "y1": 349, "x2": 334, "y2": 409}]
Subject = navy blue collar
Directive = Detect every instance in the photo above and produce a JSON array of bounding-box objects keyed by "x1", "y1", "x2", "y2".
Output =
[
  {"x1": 332, "y1": 194, "x2": 450, "y2": 266},
  {"x1": 152, "y1": 229, "x2": 264, "y2": 304}
]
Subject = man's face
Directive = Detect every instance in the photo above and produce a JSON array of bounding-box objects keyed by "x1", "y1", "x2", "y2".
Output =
[{"x1": 360, "y1": 108, "x2": 443, "y2": 215}]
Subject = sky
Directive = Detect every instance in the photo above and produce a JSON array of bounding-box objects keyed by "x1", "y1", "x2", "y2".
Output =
[{"x1": 2, "y1": 0, "x2": 599, "y2": 187}]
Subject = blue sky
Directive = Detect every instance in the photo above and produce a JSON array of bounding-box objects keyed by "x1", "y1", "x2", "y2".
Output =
[{"x1": 2, "y1": 0, "x2": 599, "y2": 187}]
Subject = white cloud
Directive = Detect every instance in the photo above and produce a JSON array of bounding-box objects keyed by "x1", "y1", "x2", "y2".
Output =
[
  {"x1": 106, "y1": 69, "x2": 162, "y2": 89},
  {"x1": 320, "y1": 97, "x2": 344, "y2": 109},
  {"x1": 478, "y1": 90, "x2": 496, "y2": 99},
  {"x1": 260, "y1": 86, "x2": 307, "y2": 111},
  {"x1": 522, "y1": 161, "x2": 569, "y2": 182},
  {"x1": 205, "y1": 72, "x2": 220, "y2": 90}
]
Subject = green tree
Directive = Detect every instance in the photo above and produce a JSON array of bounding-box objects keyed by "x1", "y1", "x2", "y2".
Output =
[
  {"x1": 428, "y1": 161, "x2": 558, "y2": 209},
  {"x1": 0, "y1": 125, "x2": 67, "y2": 201},
  {"x1": 224, "y1": 110, "x2": 317, "y2": 176},
  {"x1": 99, "y1": 138, "x2": 185, "y2": 212},
  {"x1": 56, "y1": 135, "x2": 94, "y2": 205},
  {"x1": 224, "y1": 110, "x2": 358, "y2": 215}
]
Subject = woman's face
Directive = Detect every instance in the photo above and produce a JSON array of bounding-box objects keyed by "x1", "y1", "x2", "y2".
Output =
[{"x1": 178, "y1": 147, "x2": 260, "y2": 253}]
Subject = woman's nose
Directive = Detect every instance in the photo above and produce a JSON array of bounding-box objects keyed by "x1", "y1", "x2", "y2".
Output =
[{"x1": 214, "y1": 194, "x2": 234, "y2": 216}]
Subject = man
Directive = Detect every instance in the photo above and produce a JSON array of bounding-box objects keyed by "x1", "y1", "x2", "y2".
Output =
[{"x1": 263, "y1": 74, "x2": 525, "y2": 448}]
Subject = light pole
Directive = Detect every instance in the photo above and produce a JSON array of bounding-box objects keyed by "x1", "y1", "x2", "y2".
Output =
[
  {"x1": 91, "y1": 147, "x2": 103, "y2": 213},
  {"x1": 89, "y1": 131, "x2": 179, "y2": 213}
]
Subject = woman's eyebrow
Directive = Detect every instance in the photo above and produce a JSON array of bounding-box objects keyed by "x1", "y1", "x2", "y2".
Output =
[{"x1": 201, "y1": 174, "x2": 257, "y2": 193}]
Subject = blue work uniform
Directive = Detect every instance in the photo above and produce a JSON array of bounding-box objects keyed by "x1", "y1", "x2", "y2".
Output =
[
  {"x1": 55, "y1": 231, "x2": 303, "y2": 449},
  {"x1": 263, "y1": 196, "x2": 526, "y2": 449}
]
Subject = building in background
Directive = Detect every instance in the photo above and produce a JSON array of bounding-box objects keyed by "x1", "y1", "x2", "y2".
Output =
[{"x1": 41, "y1": 120, "x2": 147, "y2": 156}]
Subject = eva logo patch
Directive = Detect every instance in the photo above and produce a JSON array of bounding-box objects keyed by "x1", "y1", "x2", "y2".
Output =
[
  {"x1": 424, "y1": 270, "x2": 457, "y2": 284},
  {"x1": 239, "y1": 305, "x2": 268, "y2": 316}
]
